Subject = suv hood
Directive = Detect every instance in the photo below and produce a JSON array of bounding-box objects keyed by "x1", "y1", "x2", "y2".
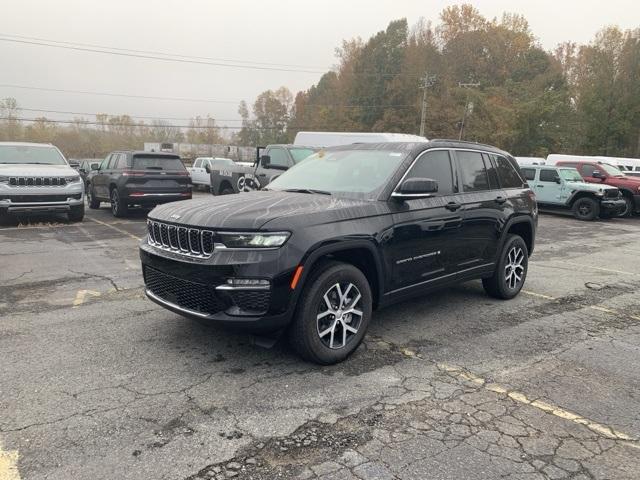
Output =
[
  {"x1": 566, "y1": 181, "x2": 618, "y2": 193},
  {"x1": 149, "y1": 190, "x2": 383, "y2": 230},
  {"x1": 0, "y1": 164, "x2": 76, "y2": 176}
]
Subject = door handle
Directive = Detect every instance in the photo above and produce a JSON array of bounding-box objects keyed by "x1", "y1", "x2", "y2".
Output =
[
  {"x1": 537, "y1": 185, "x2": 544, "y2": 188},
  {"x1": 495, "y1": 196, "x2": 507, "y2": 204},
  {"x1": 445, "y1": 201, "x2": 462, "y2": 211}
]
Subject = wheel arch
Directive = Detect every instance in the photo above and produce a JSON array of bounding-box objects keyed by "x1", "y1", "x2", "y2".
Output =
[
  {"x1": 294, "y1": 240, "x2": 384, "y2": 309},
  {"x1": 567, "y1": 191, "x2": 598, "y2": 207},
  {"x1": 500, "y1": 216, "x2": 535, "y2": 257}
]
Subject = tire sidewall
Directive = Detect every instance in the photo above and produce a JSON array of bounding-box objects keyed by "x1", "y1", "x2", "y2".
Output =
[
  {"x1": 295, "y1": 264, "x2": 372, "y2": 364},
  {"x1": 572, "y1": 197, "x2": 598, "y2": 221},
  {"x1": 619, "y1": 196, "x2": 633, "y2": 217},
  {"x1": 495, "y1": 236, "x2": 528, "y2": 299}
]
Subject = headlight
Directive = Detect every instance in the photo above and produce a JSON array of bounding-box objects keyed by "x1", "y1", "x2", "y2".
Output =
[
  {"x1": 65, "y1": 175, "x2": 82, "y2": 184},
  {"x1": 218, "y1": 232, "x2": 290, "y2": 248},
  {"x1": 595, "y1": 189, "x2": 604, "y2": 196}
]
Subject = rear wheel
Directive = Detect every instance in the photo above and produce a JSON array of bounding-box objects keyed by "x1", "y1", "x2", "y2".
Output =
[
  {"x1": 572, "y1": 197, "x2": 599, "y2": 221},
  {"x1": 110, "y1": 188, "x2": 128, "y2": 217},
  {"x1": 67, "y1": 204, "x2": 85, "y2": 222},
  {"x1": 483, "y1": 234, "x2": 528, "y2": 300},
  {"x1": 289, "y1": 261, "x2": 372, "y2": 365},
  {"x1": 87, "y1": 184, "x2": 100, "y2": 209},
  {"x1": 221, "y1": 187, "x2": 234, "y2": 195}
]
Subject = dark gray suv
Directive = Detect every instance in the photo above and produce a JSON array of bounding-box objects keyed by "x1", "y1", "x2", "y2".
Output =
[{"x1": 87, "y1": 151, "x2": 192, "y2": 217}]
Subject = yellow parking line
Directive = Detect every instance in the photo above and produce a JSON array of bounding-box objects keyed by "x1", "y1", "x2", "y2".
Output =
[
  {"x1": 0, "y1": 441, "x2": 20, "y2": 480},
  {"x1": 522, "y1": 290, "x2": 640, "y2": 321},
  {"x1": 72, "y1": 289, "x2": 101, "y2": 308},
  {"x1": 522, "y1": 290, "x2": 555, "y2": 300},
  {"x1": 437, "y1": 363, "x2": 637, "y2": 442},
  {"x1": 87, "y1": 217, "x2": 142, "y2": 241},
  {"x1": 554, "y1": 261, "x2": 637, "y2": 276}
]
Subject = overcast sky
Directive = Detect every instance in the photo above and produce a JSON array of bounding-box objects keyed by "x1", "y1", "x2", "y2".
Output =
[{"x1": 1, "y1": 0, "x2": 638, "y2": 133}]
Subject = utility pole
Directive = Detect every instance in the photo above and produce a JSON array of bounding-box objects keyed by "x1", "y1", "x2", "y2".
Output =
[
  {"x1": 458, "y1": 82, "x2": 480, "y2": 140},
  {"x1": 419, "y1": 72, "x2": 436, "y2": 138}
]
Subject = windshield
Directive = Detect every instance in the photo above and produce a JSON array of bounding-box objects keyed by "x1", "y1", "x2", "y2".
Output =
[
  {"x1": 600, "y1": 163, "x2": 624, "y2": 176},
  {"x1": 132, "y1": 155, "x2": 186, "y2": 171},
  {"x1": 267, "y1": 149, "x2": 408, "y2": 199},
  {"x1": 290, "y1": 148, "x2": 317, "y2": 164},
  {"x1": 0, "y1": 145, "x2": 67, "y2": 165},
  {"x1": 559, "y1": 168, "x2": 583, "y2": 182}
]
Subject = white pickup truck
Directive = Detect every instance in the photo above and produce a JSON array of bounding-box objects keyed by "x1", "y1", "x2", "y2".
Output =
[
  {"x1": 188, "y1": 157, "x2": 237, "y2": 189},
  {"x1": 0, "y1": 142, "x2": 85, "y2": 221}
]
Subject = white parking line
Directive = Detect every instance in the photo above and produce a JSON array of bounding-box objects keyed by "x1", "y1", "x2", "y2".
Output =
[
  {"x1": 0, "y1": 441, "x2": 20, "y2": 480},
  {"x1": 86, "y1": 218, "x2": 142, "y2": 241}
]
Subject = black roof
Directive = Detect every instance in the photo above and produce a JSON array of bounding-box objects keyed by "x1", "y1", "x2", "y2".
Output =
[
  {"x1": 324, "y1": 139, "x2": 511, "y2": 158},
  {"x1": 110, "y1": 150, "x2": 181, "y2": 157}
]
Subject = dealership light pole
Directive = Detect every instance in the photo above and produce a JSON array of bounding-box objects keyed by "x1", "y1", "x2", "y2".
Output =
[
  {"x1": 458, "y1": 82, "x2": 480, "y2": 140},
  {"x1": 419, "y1": 72, "x2": 436, "y2": 138}
]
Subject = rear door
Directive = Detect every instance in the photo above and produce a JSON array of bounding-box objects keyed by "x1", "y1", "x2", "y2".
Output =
[
  {"x1": 453, "y1": 150, "x2": 505, "y2": 269},
  {"x1": 128, "y1": 154, "x2": 190, "y2": 195},
  {"x1": 93, "y1": 155, "x2": 113, "y2": 199},
  {"x1": 388, "y1": 149, "x2": 464, "y2": 293}
]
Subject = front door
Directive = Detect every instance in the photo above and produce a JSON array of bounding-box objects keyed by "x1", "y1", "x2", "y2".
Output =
[
  {"x1": 387, "y1": 149, "x2": 463, "y2": 293},
  {"x1": 536, "y1": 169, "x2": 565, "y2": 204},
  {"x1": 93, "y1": 155, "x2": 113, "y2": 199}
]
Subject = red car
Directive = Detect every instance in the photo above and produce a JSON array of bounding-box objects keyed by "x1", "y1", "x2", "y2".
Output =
[{"x1": 556, "y1": 160, "x2": 640, "y2": 216}]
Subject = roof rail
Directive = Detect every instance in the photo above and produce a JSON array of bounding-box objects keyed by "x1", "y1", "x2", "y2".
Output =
[{"x1": 429, "y1": 138, "x2": 497, "y2": 149}]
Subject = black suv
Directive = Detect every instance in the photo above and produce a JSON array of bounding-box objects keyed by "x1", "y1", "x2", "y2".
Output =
[
  {"x1": 87, "y1": 151, "x2": 192, "y2": 216},
  {"x1": 140, "y1": 141, "x2": 537, "y2": 364}
]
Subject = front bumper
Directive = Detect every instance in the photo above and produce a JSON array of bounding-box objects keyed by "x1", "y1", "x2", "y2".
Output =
[
  {"x1": 139, "y1": 243, "x2": 298, "y2": 333},
  {"x1": 600, "y1": 198, "x2": 627, "y2": 214},
  {"x1": 0, "y1": 186, "x2": 84, "y2": 213}
]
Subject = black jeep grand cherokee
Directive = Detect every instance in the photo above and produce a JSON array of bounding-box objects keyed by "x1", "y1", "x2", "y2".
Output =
[{"x1": 140, "y1": 141, "x2": 537, "y2": 364}]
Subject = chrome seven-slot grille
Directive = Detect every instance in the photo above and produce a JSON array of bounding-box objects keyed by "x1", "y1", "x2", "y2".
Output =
[
  {"x1": 147, "y1": 220, "x2": 214, "y2": 258},
  {"x1": 9, "y1": 177, "x2": 70, "y2": 187}
]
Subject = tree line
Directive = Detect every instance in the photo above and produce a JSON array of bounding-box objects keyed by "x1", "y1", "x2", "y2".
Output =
[{"x1": 1, "y1": 4, "x2": 639, "y2": 158}]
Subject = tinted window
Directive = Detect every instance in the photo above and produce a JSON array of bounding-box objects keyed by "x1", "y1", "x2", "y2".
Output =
[
  {"x1": 457, "y1": 151, "x2": 489, "y2": 192},
  {"x1": 493, "y1": 155, "x2": 524, "y2": 188},
  {"x1": 521, "y1": 168, "x2": 536, "y2": 181},
  {"x1": 404, "y1": 150, "x2": 455, "y2": 195},
  {"x1": 116, "y1": 154, "x2": 128, "y2": 169},
  {"x1": 580, "y1": 164, "x2": 596, "y2": 177},
  {"x1": 132, "y1": 155, "x2": 186, "y2": 171},
  {"x1": 99, "y1": 156, "x2": 110, "y2": 170},
  {"x1": 267, "y1": 148, "x2": 289, "y2": 168},
  {"x1": 193, "y1": 158, "x2": 203, "y2": 168},
  {"x1": 539, "y1": 169, "x2": 558, "y2": 182},
  {"x1": 483, "y1": 155, "x2": 499, "y2": 189}
]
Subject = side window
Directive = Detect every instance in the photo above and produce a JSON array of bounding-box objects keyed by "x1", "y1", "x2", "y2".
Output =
[
  {"x1": 100, "y1": 155, "x2": 112, "y2": 170},
  {"x1": 267, "y1": 148, "x2": 289, "y2": 168},
  {"x1": 193, "y1": 158, "x2": 203, "y2": 168},
  {"x1": 456, "y1": 151, "x2": 489, "y2": 192},
  {"x1": 580, "y1": 164, "x2": 596, "y2": 177},
  {"x1": 521, "y1": 168, "x2": 536, "y2": 181},
  {"x1": 539, "y1": 170, "x2": 558, "y2": 182},
  {"x1": 492, "y1": 155, "x2": 524, "y2": 188},
  {"x1": 483, "y1": 154, "x2": 499, "y2": 189},
  {"x1": 404, "y1": 150, "x2": 455, "y2": 196},
  {"x1": 116, "y1": 154, "x2": 128, "y2": 169}
]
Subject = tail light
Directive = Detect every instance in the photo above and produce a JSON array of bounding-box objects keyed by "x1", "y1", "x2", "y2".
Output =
[{"x1": 122, "y1": 170, "x2": 146, "y2": 177}]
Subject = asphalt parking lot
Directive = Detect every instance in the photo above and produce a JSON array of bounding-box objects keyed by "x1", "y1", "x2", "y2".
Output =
[{"x1": 2, "y1": 194, "x2": 640, "y2": 480}]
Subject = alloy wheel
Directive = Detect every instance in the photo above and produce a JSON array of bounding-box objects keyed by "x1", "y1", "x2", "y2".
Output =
[
  {"x1": 316, "y1": 282, "x2": 363, "y2": 349},
  {"x1": 504, "y1": 246, "x2": 525, "y2": 290},
  {"x1": 111, "y1": 191, "x2": 118, "y2": 215},
  {"x1": 578, "y1": 203, "x2": 592, "y2": 217}
]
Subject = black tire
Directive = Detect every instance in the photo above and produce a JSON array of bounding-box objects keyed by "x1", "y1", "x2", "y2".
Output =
[
  {"x1": 87, "y1": 184, "x2": 100, "y2": 209},
  {"x1": 619, "y1": 195, "x2": 634, "y2": 217},
  {"x1": 110, "y1": 188, "x2": 128, "y2": 217},
  {"x1": 221, "y1": 187, "x2": 234, "y2": 195},
  {"x1": 288, "y1": 261, "x2": 373, "y2": 365},
  {"x1": 67, "y1": 204, "x2": 85, "y2": 222},
  {"x1": 571, "y1": 197, "x2": 599, "y2": 221},
  {"x1": 483, "y1": 234, "x2": 528, "y2": 300}
]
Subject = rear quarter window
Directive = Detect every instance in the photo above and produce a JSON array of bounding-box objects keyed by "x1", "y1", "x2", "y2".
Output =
[
  {"x1": 132, "y1": 155, "x2": 186, "y2": 171},
  {"x1": 492, "y1": 154, "x2": 525, "y2": 188}
]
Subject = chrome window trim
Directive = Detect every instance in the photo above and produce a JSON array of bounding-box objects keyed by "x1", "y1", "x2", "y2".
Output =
[{"x1": 392, "y1": 148, "x2": 455, "y2": 198}]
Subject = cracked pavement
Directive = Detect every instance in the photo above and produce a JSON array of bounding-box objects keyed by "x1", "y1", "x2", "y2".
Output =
[{"x1": 1, "y1": 198, "x2": 640, "y2": 479}]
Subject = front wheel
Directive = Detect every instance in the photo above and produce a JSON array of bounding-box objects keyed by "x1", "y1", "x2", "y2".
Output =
[
  {"x1": 87, "y1": 184, "x2": 100, "y2": 209},
  {"x1": 483, "y1": 234, "x2": 528, "y2": 300},
  {"x1": 67, "y1": 204, "x2": 85, "y2": 222},
  {"x1": 618, "y1": 195, "x2": 634, "y2": 217},
  {"x1": 289, "y1": 261, "x2": 372, "y2": 365},
  {"x1": 572, "y1": 197, "x2": 599, "y2": 221}
]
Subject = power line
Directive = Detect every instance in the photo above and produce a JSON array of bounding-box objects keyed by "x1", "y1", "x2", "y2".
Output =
[
  {"x1": 0, "y1": 37, "x2": 325, "y2": 74},
  {"x1": 0, "y1": 84, "x2": 418, "y2": 108},
  {"x1": 0, "y1": 33, "x2": 419, "y2": 78},
  {"x1": 0, "y1": 116, "x2": 244, "y2": 129},
  {"x1": 18, "y1": 107, "x2": 244, "y2": 122},
  {"x1": 0, "y1": 33, "x2": 329, "y2": 70}
]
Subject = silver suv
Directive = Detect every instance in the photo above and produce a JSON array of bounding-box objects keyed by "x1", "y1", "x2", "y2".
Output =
[{"x1": 0, "y1": 142, "x2": 85, "y2": 222}]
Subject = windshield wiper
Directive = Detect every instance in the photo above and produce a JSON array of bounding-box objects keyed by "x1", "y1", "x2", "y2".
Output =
[{"x1": 283, "y1": 188, "x2": 332, "y2": 195}]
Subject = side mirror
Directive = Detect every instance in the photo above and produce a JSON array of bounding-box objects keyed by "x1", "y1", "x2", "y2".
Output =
[
  {"x1": 79, "y1": 168, "x2": 86, "y2": 174},
  {"x1": 205, "y1": 164, "x2": 211, "y2": 174},
  {"x1": 260, "y1": 155, "x2": 271, "y2": 168},
  {"x1": 554, "y1": 175, "x2": 561, "y2": 184},
  {"x1": 393, "y1": 177, "x2": 438, "y2": 200},
  {"x1": 91, "y1": 163, "x2": 100, "y2": 171}
]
